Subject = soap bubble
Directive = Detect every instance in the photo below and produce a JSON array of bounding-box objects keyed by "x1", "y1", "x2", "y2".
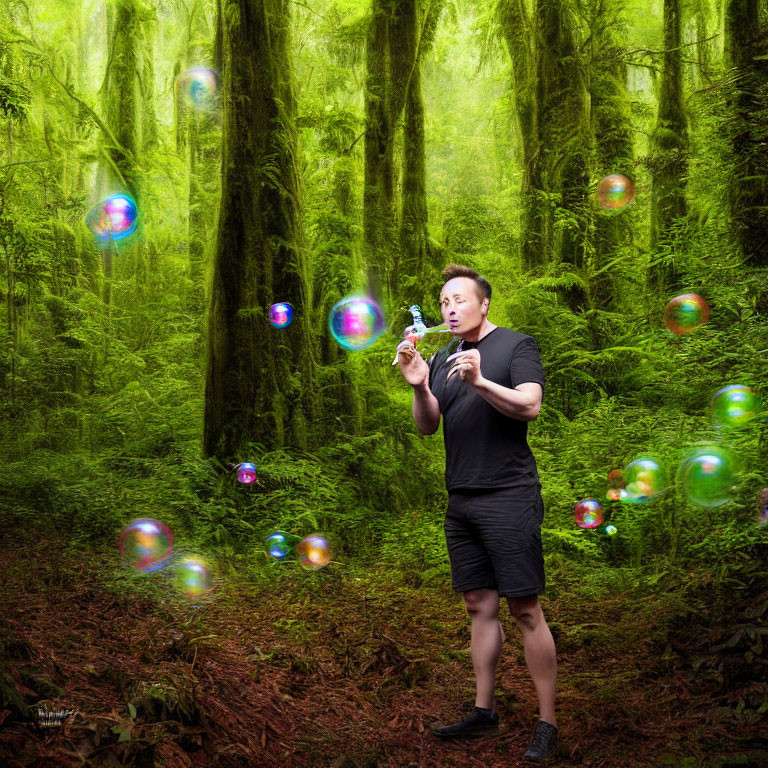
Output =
[
  {"x1": 86, "y1": 194, "x2": 138, "y2": 242},
  {"x1": 711, "y1": 384, "x2": 760, "y2": 429},
  {"x1": 329, "y1": 296, "x2": 386, "y2": 351},
  {"x1": 758, "y1": 489, "x2": 768, "y2": 528},
  {"x1": 119, "y1": 518, "x2": 173, "y2": 571},
  {"x1": 269, "y1": 302, "x2": 293, "y2": 328},
  {"x1": 236, "y1": 462, "x2": 257, "y2": 485},
  {"x1": 664, "y1": 293, "x2": 709, "y2": 335},
  {"x1": 173, "y1": 557, "x2": 214, "y2": 600},
  {"x1": 177, "y1": 67, "x2": 219, "y2": 110},
  {"x1": 574, "y1": 499, "x2": 603, "y2": 529},
  {"x1": 297, "y1": 534, "x2": 332, "y2": 570},
  {"x1": 678, "y1": 446, "x2": 736, "y2": 508},
  {"x1": 265, "y1": 531, "x2": 294, "y2": 560},
  {"x1": 596, "y1": 174, "x2": 635, "y2": 212},
  {"x1": 622, "y1": 456, "x2": 668, "y2": 503},
  {"x1": 605, "y1": 525, "x2": 618, "y2": 536}
]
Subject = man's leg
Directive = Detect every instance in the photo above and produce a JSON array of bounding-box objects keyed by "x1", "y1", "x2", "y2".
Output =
[
  {"x1": 464, "y1": 588, "x2": 503, "y2": 710},
  {"x1": 507, "y1": 595, "x2": 557, "y2": 727}
]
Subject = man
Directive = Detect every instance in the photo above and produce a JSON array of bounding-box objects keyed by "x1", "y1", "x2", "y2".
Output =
[{"x1": 396, "y1": 264, "x2": 558, "y2": 763}]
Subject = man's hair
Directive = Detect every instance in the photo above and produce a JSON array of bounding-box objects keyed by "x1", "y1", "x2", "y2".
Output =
[{"x1": 441, "y1": 264, "x2": 492, "y2": 303}]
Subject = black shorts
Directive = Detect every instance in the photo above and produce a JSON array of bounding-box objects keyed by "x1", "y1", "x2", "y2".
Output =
[{"x1": 444, "y1": 486, "x2": 545, "y2": 599}]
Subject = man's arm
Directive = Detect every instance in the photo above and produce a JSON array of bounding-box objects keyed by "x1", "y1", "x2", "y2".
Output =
[
  {"x1": 473, "y1": 379, "x2": 542, "y2": 422},
  {"x1": 412, "y1": 381, "x2": 441, "y2": 435}
]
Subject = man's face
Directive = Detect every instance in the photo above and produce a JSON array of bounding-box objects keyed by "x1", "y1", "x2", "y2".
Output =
[{"x1": 439, "y1": 277, "x2": 488, "y2": 336}]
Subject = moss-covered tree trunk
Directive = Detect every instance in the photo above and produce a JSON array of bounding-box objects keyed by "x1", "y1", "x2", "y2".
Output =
[
  {"x1": 590, "y1": 51, "x2": 634, "y2": 310},
  {"x1": 536, "y1": 0, "x2": 591, "y2": 271},
  {"x1": 397, "y1": 0, "x2": 443, "y2": 309},
  {"x1": 204, "y1": 0, "x2": 315, "y2": 459},
  {"x1": 499, "y1": 0, "x2": 545, "y2": 273},
  {"x1": 649, "y1": 0, "x2": 688, "y2": 288},
  {"x1": 100, "y1": 0, "x2": 148, "y2": 306},
  {"x1": 725, "y1": 0, "x2": 768, "y2": 267}
]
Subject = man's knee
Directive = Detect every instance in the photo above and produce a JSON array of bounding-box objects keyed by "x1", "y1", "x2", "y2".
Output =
[
  {"x1": 463, "y1": 588, "x2": 499, "y2": 618},
  {"x1": 507, "y1": 595, "x2": 541, "y2": 631}
]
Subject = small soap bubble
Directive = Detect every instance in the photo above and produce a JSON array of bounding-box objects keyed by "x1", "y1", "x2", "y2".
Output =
[
  {"x1": 177, "y1": 67, "x2": 219, "y2": 110},
  {"x1": 664, "y1": 293, "x2": 709, "y2": 335},
  {"x1": 678, "y1": 446, "x2": 736, "y2": 508},
  {"x1": 265, "y1": 531, "x2": 293, "y2": 560},
  {"x1": 596, "y1": 174, "x2": 635, "y2": 213},
  {"x1": 269, "y1": 302, "x2": 293, "y2": 328},
  {"x1": 605, "y1": 524, "x2": 618, "y2": 536},
  {"x1": 329, "y1": 296, "x2": 386, "y2": 351},
  {"x1": 711, "y1": 384, "x2": 760, "y2": 429},
  {"x1": 86, "y1": 194, "x2": 138, "y2": 242},
  {"x1": 622, "y1": 456, "x2": 668, "y2": 503},
  {"x1": 574, "y1": 499, "x2": 603, "y2": 529},
  {"x1": 119, "y1": 518, "x2": 173, "y2": 571},
  {"x1": 236, "y1": 462, "x2": 257, "y2": 485},
  {"x1": 297, "y1": 534, "x2": 332, "y2": 570},
  {"x1": 173, "y1": 557, "x2": 214, "y2": 600}
]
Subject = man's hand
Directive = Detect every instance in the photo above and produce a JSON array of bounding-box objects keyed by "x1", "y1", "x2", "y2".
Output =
[
  {"x1": 446, "y1": 348, "x2": 483, "y2": 387},
  {"x1": 396, "y1": 341, "x2": 429, "y2": 388}
]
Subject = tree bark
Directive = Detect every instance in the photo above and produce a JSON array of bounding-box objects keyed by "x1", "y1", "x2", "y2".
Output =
[
  {"x1": 649, "y1": 0, "x2": 689, "y2": 288},
  {"x1": 204, "y1": 0, "x2": 315, "y2": 459},
  {"x1": 725, "y1": 0, "x2": 768, "y2": 267}
]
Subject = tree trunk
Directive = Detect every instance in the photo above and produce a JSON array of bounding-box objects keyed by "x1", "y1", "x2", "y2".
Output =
[
  {"x1": 397, "y1": 0, "x2": 443, "y2": 309},
  {"x1": 499, "y1": 0, "x2": 545, "y2": 273},
  {"x1": 725, "y1": 0, "x2": 768, "y2": 267},
  {"x1": 649, "y1": 0, "x2": 689, "y2": 287},
  {"x1": 204, "y1": 0, "x2": 315, "y2": 459}
]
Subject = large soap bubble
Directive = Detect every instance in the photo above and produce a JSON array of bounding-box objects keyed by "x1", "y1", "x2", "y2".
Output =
[
  {"x1": 265, "y1": 531, "x2": 294, "y2": 560},
  {"x1": 711, "y1": 384, "x2": 760, "y2": 429},
  {"x1": 119, "y1": 518, "x2": 173, "y2": 571},
  {"x1": 574, "y1": 499, "x2": 603, "y2": 529},
  {"x1": 622, "y1": 456, "x2": 668, "y2": 503},
  {"x1": 678, "y1": 446, "x2": 736, "y2": 508},
  {"x1": 177, "y1": 67, "x2": 219, "y2": 111},
  {"x1": 236, "y1": 462, "x2": 257, "y2": 485},
  {"x1": 173, "y1": 557, "x2": 215, "y2": 600},
  {"x1": 86, "y1": 194, "x2": 138, "y2": 242},
  {"x1": 329, "y1": 296, "x2": 386, "y2": 351},
  {"x1": 664, "y1": 294, "x2": 709, "y2": 335},
  {"x1": 297, "y1": 534, "x2": 332, "y2": 570},
  {"x1": 596, "y1": 174, "x2": 635, "y2": 213}
]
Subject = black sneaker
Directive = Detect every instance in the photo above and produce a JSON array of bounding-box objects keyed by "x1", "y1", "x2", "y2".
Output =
[
  {"x1": 523, "y1": 720, "x2": 558, "y2": 762},
  {"x1": 430, "y1": 707, "x2": 499, "y2": 739}
]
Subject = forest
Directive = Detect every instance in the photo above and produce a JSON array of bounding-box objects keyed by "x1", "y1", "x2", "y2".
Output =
[{"x1": 0, "y1": 0, "x2": 767, "y2": 765}]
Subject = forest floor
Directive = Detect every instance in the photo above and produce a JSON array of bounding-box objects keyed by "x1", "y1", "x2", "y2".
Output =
[{"x1": 0, "y1": 539, "x2": 765, "y2": 768}]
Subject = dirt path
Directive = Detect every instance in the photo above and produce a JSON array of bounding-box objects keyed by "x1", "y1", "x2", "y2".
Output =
[{"x1": 0, "y1": 541, "x2": 763, "y2": 767}]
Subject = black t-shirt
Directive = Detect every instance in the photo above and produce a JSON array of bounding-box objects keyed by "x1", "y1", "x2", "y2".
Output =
[{"x1": 428, "y1": 327, "x2": 546, "y2": 492}]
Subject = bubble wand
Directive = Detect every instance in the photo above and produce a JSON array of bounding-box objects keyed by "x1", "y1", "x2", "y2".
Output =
[{"x1": 391, "y1": 305, "x2": 450, "y2": 365}]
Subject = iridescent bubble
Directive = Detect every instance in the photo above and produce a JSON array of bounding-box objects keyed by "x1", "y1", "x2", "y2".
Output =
[
  {"x1": 297, "y1": 534, "x2": 332, "y2": 570},
  {"x1": 596, "y1": 174, "x2": 635, "y2": 213},
  {"x1": 265, "y1": 531, "x2": 293, "y2": 560},
  {"x1": 119, "y1": 518, "x2": 173, "y2": 571},
  {"x1": 329, "y1": 296, "x2": 386, "y2": 351},
  {"x1": 605, "y1": 525, "x2": 618, "y2": 536},
  {"x1": 574, "y1": 499, "x2": 603, "y2": 529},
  {"x1": 173, "y1": 557, "x2": 214, "y2": 600},
  {"x1": 269, "y1": 302, "x2": 293, "y2": 329},
  {"x1": 758, "y1": 489, "x2": 768, "y2": 528},
  {"x1": 236, "y1": 462, "x2": 257, "y2": 485},
  {"x1": 177, "y1": 67, "x2": 219, "y2": 110},
  {"x1": 85, "y1": 194, "x2": 138, "y2": 242},
  {"x1": 664, "y1": 293, "x2": 709, "y2": 335},
  {"x1": 678, "y1": 446, "x2": 736, "y2": 508},
  {"x1": 622, "y1": 456, "x2": 668, "y2": 503},
  {"x1": 711, "y1": 384, "x2": 760, "y2": 429}
]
